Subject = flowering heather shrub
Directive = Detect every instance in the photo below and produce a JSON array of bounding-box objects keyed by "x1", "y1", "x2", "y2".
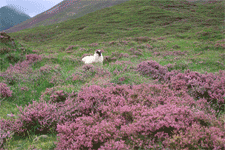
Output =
[
  {"x1": 121, "y1": 53, "x2": 130, "y2": 58},
  {"x1": 65, "y1": 45, "x2": 77, "y2": 51},
  {"x1": 54, "y1": 83, "x2": 224, "y2": 149},
  {"x1": 109, "y1": 41, "x2": 116, "y2": 45},
  {"x1": 40, "y1": 87, "x2": 58, "y2": 102},
  {"x1": 153, "y1": 51, "x2": 160, "y2": 56},
  {"x1": 99, "y1": 140, "x2": 131, "y2": 150},
  {"x1": 146, "y1": 44, "x2": 153, "y2": 49},
  {"x1": 0, "y1": 83, "x2": 12, "y2": 98},
  {"x1": 56, "y1": 83, "x2": 222, "y2": 149},
  {"x1": 137, "y1": 61, "x2": 168, "y2": 81},
  {"x1": 0, "y1": 129, "x2": 12, "y2": 148},
  {"x1": 111, "y1": 51, "x2": 129, "y2": 59},
  {"x1": 50, "y1": 90, "x2": 68, "y2": 103},
  {"x1": 20, "y1": 86, "x2": 28, "y2": 91},
  {"x1": 71, "y1": 74, "x2": 81, "y2": 81},
  {"x1": 118, "y1": 104, "x2": 217, "y2": 149},
  {"x1": 121, "y1": 40, "x2": 129, "y2": 45},
  {"x1": 165, "y1": 63, "x2": 174, "y2": 71},
  {"x1": 49, "y1": 74, "x2": 65, "y2": 85},
  {"x1": 79, "y1": 48, "x2": 87, "y2": 51},
  {"x1": 26, "y1": 54, "x2": 42, "y2": 63},
  {"x1": 0, "y1": 47, "x2": 11, "y2": 54},
  {"x1": 0, "y1": 60, "x2": 32, "y2": 84},
  {"x1": 110, "y1": 56, "x2": 117, "y2": 61},
  {"x1": 82, "y1": 64, "x2": 94, "y2": 72},
  {"x1": 0, "y1": 82, "x2": 222, "y2": 149},
  {"x1": 128, "y1": 48, "x2": 143, "y2": 56},
  {"x1": 89, "y1": 43, "x2": 98, "y2": 47},
  {"x1": 204, "y1": 0, "x2": 220, "y2": 4},
  {"x1": 129, "y1": 47, "x2": 135, "y2": 53},
  {"x1": 40, "y1": 86, "x2": 74, "y2": 104},
  {"x1": 164, "y1": 69, "x2": 225, "y2": 111},
  {"x1": 133, "y1": 51, "x2": 143, "y2": 56},
  {"x1": 157, "y1": 36, "x2": 166, "y2": 40},
  {"x1": 215, "y1": 42, "x2": 225, "y2": 49},
  {"x1": 168, "y1": 123, "x2": 225, "y2": 149},
  {"x1": 81, "y1": 64, "x2": 111, "y2": 79},
  {"x1": 0, "y1": 118, "x2": 24, "y2": 136},
  {"x1": 131, "y1": 55, "x2": 138, "y2": 58},
  {"x1": 32, "y1": 50, "x2": 38, "y2": 53},
  {"x1": 39, "y1": 64, "x2": 53, "y2": 74},
  {"x1": 119, "y1": 77, "x2": 126, "y2": 82},
  {"x1": 56, "y1": 116, "x2": 122, "y2": 149},
  {"x1": 163, "y1": 70, "x2": 180, "y2": 82},
  {"x1": 16, "y1": 101, "x2": 58, "y2": 134}
]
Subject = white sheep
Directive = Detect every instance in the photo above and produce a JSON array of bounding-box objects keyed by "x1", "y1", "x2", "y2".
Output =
[{"x1": 82, "y1": 49, "x2": 103, "y2": 64}]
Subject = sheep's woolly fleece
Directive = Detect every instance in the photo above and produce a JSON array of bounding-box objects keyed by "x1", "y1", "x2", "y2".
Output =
[{"x1": 82, "y1": 49, "x2": 103, "y2": 64}]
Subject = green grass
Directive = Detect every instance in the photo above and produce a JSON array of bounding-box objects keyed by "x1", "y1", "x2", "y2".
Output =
[{"x1": 0, "y1": 0, "x2": 224, "y2": 149}]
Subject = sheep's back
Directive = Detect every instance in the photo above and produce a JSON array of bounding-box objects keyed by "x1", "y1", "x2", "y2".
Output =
[{"x1": 82, "y1": 56, "x2": 95, "y2": 64}]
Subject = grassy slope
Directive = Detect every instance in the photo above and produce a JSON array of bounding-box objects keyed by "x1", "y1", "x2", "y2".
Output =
[
  {"x1": 0, "y1": 0, "x2": 224, "y2": 149},
  {"x1": 4, "y1": 0, "x2": 129, "y2": 33},
  {"x1": 32, "y1": 0, "x2": 130, "y2": 28}
]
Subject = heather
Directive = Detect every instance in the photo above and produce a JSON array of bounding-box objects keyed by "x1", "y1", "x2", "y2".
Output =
[
  {"x1": 0, "y1": 0, "x2": 224, "y2": 149},
  {"x1": 137, "y1": 61, "x2": 225, "y2": 113},
  {"x1": 0, "y1": 83, "x2": 12, "y2": 98},
  {"x1": 55, "y1": 84, "x2": 224, "y2": 149},
  {"x1": 1, "y1": 84, "x2": 224, "y2": 149}
]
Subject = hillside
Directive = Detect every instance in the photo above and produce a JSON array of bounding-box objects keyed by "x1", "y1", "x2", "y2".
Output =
[
  {"x1": 7, "y1": 0, "x2": 224, "y2": 49},
  {"x1": 3, "y1": 0, "x2": 129, "y2": 33},
  {"x1": 0, "y1": 0, "x2": 224, "y2": 149},
  {"x1": 0, "y1": 5, "x2": 30, "y2": 31}
]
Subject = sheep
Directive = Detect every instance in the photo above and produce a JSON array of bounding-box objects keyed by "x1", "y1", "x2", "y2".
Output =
[{"x1": 82, "y1": 49, "x2": 103, "y2": 64}]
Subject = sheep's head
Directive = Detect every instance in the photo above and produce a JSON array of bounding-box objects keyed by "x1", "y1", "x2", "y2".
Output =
[{"x1": 95, "y1": 49, "x2": 102, "y2": 56}]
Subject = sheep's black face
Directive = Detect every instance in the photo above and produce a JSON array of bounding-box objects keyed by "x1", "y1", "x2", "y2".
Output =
[{"x1": 96, "y1": 50, "x2": 102, "y2": 56}]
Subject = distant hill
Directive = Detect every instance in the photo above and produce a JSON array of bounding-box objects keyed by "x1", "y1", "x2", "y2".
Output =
[
  {"x1": 0, "y1": 5, "x2": 31, "y2": 31},
  {"x1": 3, "y1": 0, "x2": 129, "y2": 33}
]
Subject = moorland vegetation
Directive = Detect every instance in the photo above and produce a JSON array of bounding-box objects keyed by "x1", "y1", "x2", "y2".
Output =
[{"x1": 0, "y1": 0, "x2": 225, "y2": 149}]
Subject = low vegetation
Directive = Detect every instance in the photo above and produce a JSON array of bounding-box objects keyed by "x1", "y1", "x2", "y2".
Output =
[{"x1": 0, "y1": 0, "x2": 224, "y2": 149}]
